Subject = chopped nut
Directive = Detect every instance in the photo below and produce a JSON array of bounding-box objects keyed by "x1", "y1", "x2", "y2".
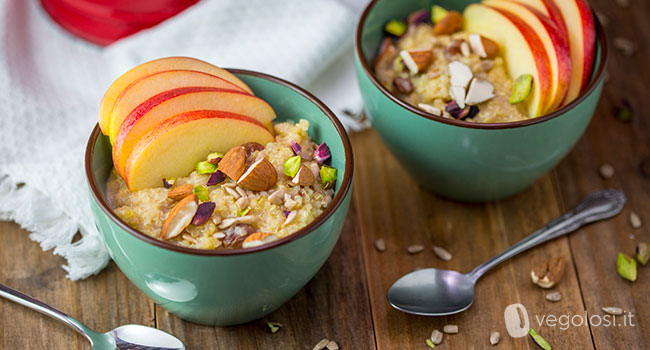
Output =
[
  {"x1": 293, "y1": 164, "x2": 315, "y2": 186},
  {"x1": 385, "y1": 20, "x2": 406, "y2": 37},
  {"x1": 400, "y1": 49, "x2": 434, "y2": 74},
  {"x1": 599, "y1": 163, "x2": 615, "y2": 179},
  {"x1": 193, "y1": 185, "x2": 209, "y2": 201},
  {"x1": 531, "y1": 257, "x2": 566, "y2": 288},
  {"x1": 528, "y1": 329, "x2": 551, "y2": 350},
  {"x1": 206, "y1": 151, "x2": 223, "y2": 164},
  {"x1": 430, "y1": 329, "x2": 443, "y2": 344},
  {"x1": 468, "y1": 34, "x2": 499, "y2": 58},
  {"x1": 445, "y1": 39, "x2": 463, "y2": 56},
  {"x1": 219, "y1": 146, "x2": 247, "y2": 181},
  {"x1": 614, "y1": 37, "x2": 636, "y2": 56},
  {"x1": 162, "y1": 177, "x2": 175, "y2": 188},
  {"x1": 630, "y1": 212, "x2": 642, "y2": 229},
  {"x1": 167, "y1": 184, "x2": 194, "y2": 201},
  {"x1": 196, "y1": 161, "x2": 217, "y2": 174},
  {"x1": 235, "y1": 197, "x2": 249, "y2": 210},
  {"x1": 283, "y1": 211, "x2": 297, "y2": 226},
  {"x1": 242, "y1": 142, "x2": 264, "y2": 157},
  {"x1": 407, "y1": 244, "x2": 424, "y2": 254},
  {"x1": 268, "y1": 189, "x2": 285, "y2": 204},
  {"x1": 242, "y1": 232, "x2": 277, "y2": 248},
  {"x1": 617, "y1": 252, "x2": 637, "y2": 282},
  {"x1": 182, "y1": 233, "x2": 199, "y2": 245},
  {"x1": 238, "y1": 157, "x2": 277, "y2": 191},
  {"x1": 602, "y1": 306, "x2": 623, "y2": 316},
  {"x1": 326, "y1": 341, "x2": 339, "y2": 350},
  {"x1": 418, "y1": 103, "x2": 442, "y2": 116},
  {"x1": 284, "y1": 155, "x2": 301, "y2": 178},
  {"x1": 225, "y1": 186, "x2": 241, "y2": 199},
  {"x1": 313, "y1": 338, "x2": 330, "y2": 350},
  {"x1": 425, "y1": 338, "x2": 435, "y2": 348},
  {"x1": 460, "y1": 41, "x2": 470, "y2": 57},
  {"x1": 433, "y1": 246, "x2": 452, "y2": 261},
  {"x1": 465, "y1": 79, "x2": 495, "y2": 105},
  {"x1": 375, "y1": 238, "x2": 386, "y2": 252},
  {"x1": 478, "y1": 59, "x2": 494, "y2": 72},
  {"x1": 510, "y1": 74, "x2": 533, "y2": 104},
  {"x1": 432, "y1": 5, "x2": 448, "y2": 24},
  {"x1": 636, "y1": 242, "x2": 649, "y2": 266},
  {"x1": 319, "y1": 165, "x2": 337, "y2": 186},
  {"x1": 161, "y1": 194, "x2": 198, "y2": 240},
  {"x1": 206, "y1": 170, "x2": 226, "y2": 186},
  {"x1": 393, "y1": 77, "x2": 414, "y2": 94},
  {"x1": 545, "y1": 292, "x2": 562, "y2": 302},
  {"x1": 267, "y1": 321, "x2": 282, "y2": 333},
  {"x1": 218, "y1": 215, "x2": 257, "y2": 229},
  {"x1": 433, "y1": 11, "x2": 463, "y2": 35},
  {"x1": 489, "y1": 331, "x2": 501, "y2": 345},
  {"x1": 191, "y1": 201, "x2": 215, "y2": 226},
  {"x1": 443, "y1": 325, "x2": 458, "y2": 334},
  {"x1": 449, "y1": 60, "x2": 473, "y2": 89}
]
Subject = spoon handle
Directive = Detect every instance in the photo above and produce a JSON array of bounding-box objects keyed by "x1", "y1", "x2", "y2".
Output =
[
  {"x1": 468, "y1": 189, "x2": 626, "y2": 281},
  {"x1": 0, "y1": 283, "x2": 94, "y2": 341}
]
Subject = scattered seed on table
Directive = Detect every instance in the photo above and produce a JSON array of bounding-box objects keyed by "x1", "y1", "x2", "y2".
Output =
[
  {"x1": 490, "y1": 331, "x2": 501, "y2": 345},
  {"x1": 430, "y1": 329, "x2": 443, "y2": 344},
  {"x1": 408, "y1": 244, "x2": 424, "y2": 254},
  {"x1": 443, "y1": 325, "x2": 459, "y2": 334},
  {"x1": 375, "y1": 238, "x2": 386, "y2": 252},
  {"x1": 602, "y1": 306, "x2": 624, "y2": 315},
  {"x1": 545, "y1": 292, "x2": 562, "y2": 302},
  {"x1": 326, "y1": 340, "x2": 339, "y2": 350},
  {"x1": 313, "y1": 338, "x2": 330, "y2": 350},
  {"x1": 433, "y1": 246, "x2": 452, "y2": 261},
  {"x1": 267, "y1": 321, "x2": 282, "y2": 333},
  {"x1": 630, "y1": 212, "x2": 642, "y2": 229},
  {"x1": 599, "y1": 163, "x2": 615, "y2": 179},
  {"x1": 425, "y1": 338, "x2": 436, "y2": 348},
  {"x1": 614, "y1": 37, "x2": 637, "y2": 56}
]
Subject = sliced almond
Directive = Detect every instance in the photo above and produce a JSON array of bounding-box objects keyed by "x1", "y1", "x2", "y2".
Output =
[
  {"x1": 218, "y1": 146, "x2": 247, "y2": 181},
  {"x1": 400, "y1": 49, "x2": 433, "y2": 74},
  {"x1": 449, "y1": 61, "x2": 473, "y2": 88},
  {"x1": 469, "y1": 34, "x2": 500, "y2": 58},
  {"x1": 417, "y1": 103, "x2": 442, "y2": 116},
  {"x1": 433, "y1": 11, "x2": 463, "y2": 36},
  {"x1": 161, "y1": 194, "x2": 198, "y2": 240},
  {"x1": 460, "y1": 41, "x2": 470, "y2": 57},
  {"x1": 242, "y1": 232, "x2": 278, "y2": 248},
  {"x1": 167, "y1": 184, "x2": 193, "y2": 201},
  {"x1": 237, "y1": 157, "x2": 277, "y2": 191},
  {"x1": 449, "y1": 85, "x2": 467, "y2": 108},
  {"x1": 292, "y1": 164, "x2": 315, "y2": 186},
  {"x1": 465, "y1": 79, "x2": 495, "y2": 105}
]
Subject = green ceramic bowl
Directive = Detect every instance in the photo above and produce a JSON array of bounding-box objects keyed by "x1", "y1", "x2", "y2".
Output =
[
  {"x1": 85, "y1": 70, "x2": 353, "y2": 326},
  {"x1": 355, "y1": 0, "x2": 607, "y2": 202}
]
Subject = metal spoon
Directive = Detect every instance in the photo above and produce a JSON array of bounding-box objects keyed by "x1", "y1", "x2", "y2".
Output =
[
  {"x1": 387, "y1": 189, "x2": 626, "y2": 316},
  {"x1": 0, "y1": 283, "x2": 185, "y2": 350}
]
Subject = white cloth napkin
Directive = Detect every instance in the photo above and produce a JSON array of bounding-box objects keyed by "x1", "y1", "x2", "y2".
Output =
[{"x1": 0, "y1": 0, "x2": 366, "y2": 280}]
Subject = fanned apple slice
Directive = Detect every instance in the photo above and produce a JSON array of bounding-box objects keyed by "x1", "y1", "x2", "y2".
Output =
[
  {"x1": 108, "y1": 69, "x2": 248, "y2": 143},
  {"x1": 98, "y1": 57, "x2": 253, "y2": 134},
  {"x1": 124, "y1": 110, "x2": 275, "y2": 191},
  {"x1": 112, "y1": 87, "x2": 277, "y2": 177},
  {"x1": 464, "y1": 4, "x2": 553, "y2": 116},
  {"x1": 485, "y1": 0, "x2": 571, "y2": 111}
]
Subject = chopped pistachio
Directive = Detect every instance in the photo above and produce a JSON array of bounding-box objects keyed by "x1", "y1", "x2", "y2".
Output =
[
  {"x1": 528, "y1": 329, "x2": 552, "y2": 350},
  {"x1": 432, "y1": 5, "x2": 448, "y2": 24},
  {"x1": 196, "y1": 161, "x2": 218, "y2": 174},
  {"x1": 284, "y1": 155, "x2": 301, "y2": 178},
  {"x1": 510, "y1": 74, "x2": 533, "y2": 104},
  {"x1": 319, "y1": 165, "x2": 337, "y2": 186},
  {"x1": 207, "y1": 151, "x2": 224, "y2": 164},
  {"x1": 239, "y1": 207, "x2": 251, "y2": 216},
  {"x1": 425, "y1": 338, "x2": 436, "y2": 348},
  {"x1": 162, "y1": 177, "x2": 176, "y2": 188},
  {"x1": 617, "y1": 252, "x2": 637, "y2": 281},
  {"x1": 193, "y1": 185, "x2": 209, "y2": 201},
  {"x1": 636, "y1": 242, "x2": 649, "y2": 266},
  {"x1": 257, "y1": 196, "x2": 265, "y2": 204},
  {"x1": 616, "y1": 107, "x2": 632, "y2": 122},
  {"x1": 385, "y1": 20, "x2": 406, "y2": 36},
  {"x1": 267, "y1": 321, "x2": 282, "y2": 333}
]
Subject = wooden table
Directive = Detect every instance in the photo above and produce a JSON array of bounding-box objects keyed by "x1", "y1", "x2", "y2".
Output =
[{"x1": 1, "y1": 1, "x2": 648, "y2": 348}]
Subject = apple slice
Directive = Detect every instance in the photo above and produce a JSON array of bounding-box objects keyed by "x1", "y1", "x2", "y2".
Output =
[
  {"x1": 124, "y1": 110, "x2": 275, "y2": 191},
  {"x1": 485, "y1": 0, "x2": 571, "y2": 111},
  {"x1": 464, "y1": 4, "x2": 553, "y2": 116},
  {"x1": 112, "y1": 87, "x2": 277, "y2": 177},
  {"x1": 108, "y1": 69, "x2": 248, "y2": 142},
  {"x1": 98, "y1": 57, "x2": 253, "y2": 134}
]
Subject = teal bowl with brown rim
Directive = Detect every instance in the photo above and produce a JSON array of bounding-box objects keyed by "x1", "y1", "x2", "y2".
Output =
[
  {"x1": 355, "y1": 0, "x2": 607, "y2": 202},
  {"x1": 85, "y1": 70, "x2": 353, "y2": 326}
]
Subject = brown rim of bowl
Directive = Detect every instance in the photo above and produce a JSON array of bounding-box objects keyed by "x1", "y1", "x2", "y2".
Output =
[
  {"x1": 84, "y1": 69, "x2": 354, "y2": 256},
  {"x1": 355, "y1": 0, "x2": 608, "y2": 130}
]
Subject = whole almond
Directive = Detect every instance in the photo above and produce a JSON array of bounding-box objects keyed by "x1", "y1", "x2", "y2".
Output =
[
  {"x1": 167, "y1": 184, "x2": 193, "y2": 201},
  {"x1": 161, "y1": 194, "x2": 198, "y2": 240},
  {"x1": 219, "y1": 146, "x2": 247, "y2": 181},
  {"x1": 433, "y1": 11, "x2": 463, "y2": 36},
  {"x1": 237, "y1": 157, "x2": 277, "y2": 191}
]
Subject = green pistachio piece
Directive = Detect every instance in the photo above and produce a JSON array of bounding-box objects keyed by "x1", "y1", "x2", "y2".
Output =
[
  {"x1": 193, "y1": 185, "x2": 209, "y2": 201},
  {"x1": 239, "y1": 207, "x2": 250, "y2": 216},
  {"x1": 636, "y1": 242, "x2": 649, "y2": 266},
  {"x1": 385, "y1": 20, "x2": 406, "y2": 36},
  {"x1": 425, "y1": 338, "x2": 436, "y2": 348},
  {"x1": 432, "y1": 5, "x2": 448, "y2": 24},
  {"x1": 207, "y1": 152, "x2": 224, "y2": 164},
  {"x1": 320, "y1": 165, "x2": 338, "y2": 186},
  {"x1": 510, "y1": 74, "x2": 533, "y2": 104},
  {"x1": 528, "y1": 329, "x2": 552, "y2": 350},
  {"x1": 617, "y1": 252, "x2": 637, "y2": 281},
  {"x1": 196, "y1": 161, "x2": 217, "y2": 174},
  {"x1": 284, "y1": 155, "x2": 301, "y2": 178},
  {"x1": 267, "y1": 322, "x2": 282, "y2": 334}
]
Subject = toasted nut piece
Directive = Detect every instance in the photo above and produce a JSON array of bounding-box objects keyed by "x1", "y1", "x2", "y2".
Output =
[
  {"x1": 161, "y1": 194, "x2": 198, "y2": 240},
  {"x1": 393, "y1": 77, "x2": 414, "y2": 94},
  {"x1": 637, "y1": 242, "x2": 649, "y2": 266},
  {"x1": 617, "y1": 252, "x2": 637, "y2": 281},
  {"x1": 167, "y1": 184, "x2": 193, "y2": 201},
  {"x1": 469, "y1": 33, "x2": 499, "y2": 58},
  {"x1": 292, "y1": 164, "x2": 315, "y2": 186},
  {"x1": 602, "y1": 306, "x2": 623, "y2": 315},
  {"x1": 531, "y1": 257, "x2": 566, "y2": 288},
  {"x1": 489, "y1": 331, "x2": 501, "y2": 345},
  {"x1": 433, "y1": 11, "x2": 463, "y2": 35},
  {"x1": 219, "y1": 146, "x2": 247, "y2": 181},
  {"x1": 400, "y1": 49, "x2": 433, "y2": 74},
  {"x1": 430, "y1": 329, "x2": 443, "y2": 344},
  {"x1": 443, "y1": 324, "x2": 458, "y2": 334},
  {"x1": 238, "y1": 158, "x2": 277, "y2": 191},
  {"x1": 242, "y1": 142, "x2": 264, "y2": 157}
]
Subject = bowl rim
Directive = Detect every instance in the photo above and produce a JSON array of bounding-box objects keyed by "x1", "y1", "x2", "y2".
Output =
[
  {"x1": 354, "y1": 0, "x2": 608, "y2": 130},
  {"x1": 84, "y1": 69, "x2": 354, "y2": 256}
]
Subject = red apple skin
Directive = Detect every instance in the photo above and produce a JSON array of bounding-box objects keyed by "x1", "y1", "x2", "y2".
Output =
[{"x1": 574, "y1": 0, "x2": 595, "y2": 93}]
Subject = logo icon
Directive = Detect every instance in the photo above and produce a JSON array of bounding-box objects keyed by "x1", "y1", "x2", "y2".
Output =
[{"x1": 504, "y1": 303, "x2": 530, "y2": 338}]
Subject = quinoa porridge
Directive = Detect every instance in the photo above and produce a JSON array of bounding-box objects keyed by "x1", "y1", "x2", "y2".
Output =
[{"x1": 107, "y1": 120, "x2": 337, "y2": 250}]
